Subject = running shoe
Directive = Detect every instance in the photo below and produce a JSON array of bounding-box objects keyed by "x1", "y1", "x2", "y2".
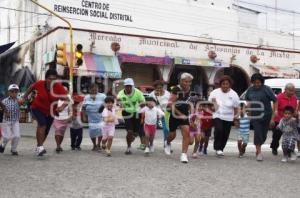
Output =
[
  {"x1": 106, "y1": 149, "x2": 111, "y2": 157},
  {"x1": 180, "y1": 153, "x2": 188, "y2": 163},
  {"x1": 164, "y1": 144, "x2": 171, "y2": 155},
  {"x1": 125, "y1": 147, "x2": 132, "y2": 155},
  {"x1": 281, "y1": 156, "x2": 288, "y2": 163},
  {"x1": 256, "y1": 153, "x2": 263, "y2": 161},
  {"x1": 11, "y1": 151, "x2": 18, "y2": 156},
  {"x1": 149, "y1": 145, "x2": 154, "y2": 153},
  {"x1": 144, "y1": 147, "x2": 150, "y2": 155},
  {"x1": 36, "y1": 146, "x2": 46, "y2": 156},
  {"x1": 290, "y1": 152, "x2": 297, "y2": 161}
]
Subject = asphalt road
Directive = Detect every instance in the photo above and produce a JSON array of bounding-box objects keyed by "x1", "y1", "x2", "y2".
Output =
[{"x1": 0, "y1": 123, "x2": 299, "y2": 198}]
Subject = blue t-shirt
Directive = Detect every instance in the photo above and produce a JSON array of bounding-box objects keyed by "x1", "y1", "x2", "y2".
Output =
[
  {"x1": 83, "y1": 93, "x2": 106, "y2": 128},
  {"x1": 245, "y1": 85, "x2": 276, "y2": 119}
]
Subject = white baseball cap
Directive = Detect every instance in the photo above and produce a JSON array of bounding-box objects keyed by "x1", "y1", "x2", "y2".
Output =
[
  {"x1": 124, "y1": 78, "x2": 134, "y2": 86},
  {"x1": 8, "y1": 84, "x2": 19, "y2": 91}
]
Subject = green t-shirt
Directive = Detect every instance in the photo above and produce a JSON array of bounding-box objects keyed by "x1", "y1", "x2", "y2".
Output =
[{"x1": 117, "y1": 88, "x2": 145, "y2": 113}]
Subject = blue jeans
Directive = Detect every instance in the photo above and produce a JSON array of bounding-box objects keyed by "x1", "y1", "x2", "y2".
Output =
[{"x1": 161, "y1": 117, "x2": 169, "y2": 142}]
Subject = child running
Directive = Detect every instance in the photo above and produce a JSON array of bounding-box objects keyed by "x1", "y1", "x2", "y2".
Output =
[
  {"x1": 277, "y1": 106, "x2": 299, "y2": 162},
  {"x1": 236, "y1": 103, "x2": 250, "y2": 158},
  {"x1": 140, "y1": 97, "x2": 164, "y2": 155},
  {"x1": 70, "y1": 95, "x2": 84, "y2": 151},
  {"x1": 101, "y1": 96, "x2": 118, "y2": 157},
  {"x1": 189, "y1": 104, "x2": 202, "y2": 159},
  {"x1": 0, "y1": 84, "x2": 21, "y2": 155},
  {"x1": 198, "y1": 101, "x2": 213, "y2": 155},
  {"x1": 53, "y1": 90, "x2": 72, "y2": 153}
]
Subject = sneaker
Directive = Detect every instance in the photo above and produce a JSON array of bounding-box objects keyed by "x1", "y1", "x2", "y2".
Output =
[
  {"x1": 216, "y1": 150, "x2": 224, "y2": 157},
  {"x1": 144, "y1": 147, "x2": 150, "y2": 155},
  {"x1": 149, "y1": 145, "x2": 154, "y2": 153},
  {"x1": 239, "y1": 153, "x2": 244, "y2": 158},
  {"x1": 272, "y1": 149, "x2": 278, "y2": 156},
  {"x1": 125, "y1": 147, "x2": 132, "y2": 155},
  {"x1": 290, "y1": 152, "x2": 297, "y2": 161},
  {"x1": 106, "y1": 149, "x2": 111, "y2": 157},
  {"x1": 36, "y1": 146, "x2": 46, "y2": 156},
  {"x1": 164, "y1": 144, "x2": 171, "y2": 155},
  {"x1": 0, "y1": 145, "x2": 5, "y2": 153},
  {"x1": 198, "y1": 146, "x2": 203, "y2": 153},
  {"x1": 76, "y1": 147, "x2": 81, "y2": 151},
  {"x1": 203, "y1": 148, "x2": 208, "y2": 155},
  {"x1": 192, "y1": 153, "x2": 198, "y2": 159},
  {"x1": 102, "y1": 145, "x2": 106, "y2": 150},
  {"x1": 11, "y1": 151, "x2": 18, "y2": 156},
  {"x1": 256, "y1": 153, "x2": 263, "y2": 161},
  {"x1": 56, "y1": 147, "x2": 63, "y2": 153},
  {"x1": 71, "y1": 147, "x2": 76, "y2": 151},
  {"x1": 180, "y1": 153, "x2": 188, "y2": 163},
  {"x1": 281, "y1": 156, "x2": 288, "y2": 163},
  {"x1": 140, "y1": 144, "x2": 146, "y2": 150},
  {"x1": 297, "y1": 151, "x2": 300, "y2": 158}
]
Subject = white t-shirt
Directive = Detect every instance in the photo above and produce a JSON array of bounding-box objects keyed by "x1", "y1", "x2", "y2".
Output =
[
  {"x1": 208, "y1": 88, "x2": 240, "y2": 121},
  {"x1": 55, "y1": 98, "x2": 72, "y2": 120},
  {"x1": 149, "y1": 90, "x2": 170, "y2": 112},
  {"x1": 140, "y1": 106, "x2": 165, "y2": 125}
]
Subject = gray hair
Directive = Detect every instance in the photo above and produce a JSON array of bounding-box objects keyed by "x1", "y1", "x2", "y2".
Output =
[
  {"x1": 285, "y1": 83, "x2": 295, "y2": 90},
  {"x1": 180, "y1": 73, "x2": 194, "y2": 81}
]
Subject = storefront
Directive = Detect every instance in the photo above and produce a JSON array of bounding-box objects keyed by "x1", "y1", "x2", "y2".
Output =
[
  {"x1": 118, "y1": 53, "x2": 172, "y2": 87},
  {"x1": 214, "y1": 65, "x2": 250, "y2": 96},
  {"x1": 34, "y1": 28, "x2": 300, "y2": 98}
]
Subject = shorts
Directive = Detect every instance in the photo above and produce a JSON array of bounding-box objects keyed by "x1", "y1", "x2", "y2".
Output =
[
  {"x1": 238, "y1": 132, "x2": 250, "y2": 144},
  {"x1": 169, "y1": 115, "x2": 189, "y2": 132},
  {"x1": 89, "y1": 127, "x2": 102, "y2": 138},
  {"x1": 190, "y1": 130, "x2": 201, "y2": 138},
  {"x1": 31, "y1": 108, "x2": 53, "y2": 138},
  {"x1": 53, "y1": 119, "x2": 69, "y2": 136},
  {"x1": 122, "y1": 111, "x2": 142, "y2": 137},
  {"x1": 102, "y1": 124, "x2": 115, "y2": 139},
  {"x1": 202, "y1": 128, "x2": 212, "y2": 137},
  {"x1": 144, "y1": 124, "x2": 156, "y2": 136}
]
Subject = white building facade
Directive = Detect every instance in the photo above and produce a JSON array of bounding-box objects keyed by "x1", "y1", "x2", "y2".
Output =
[{"x1": 1, "y1": 0, "x2": 300, "y2": 96}]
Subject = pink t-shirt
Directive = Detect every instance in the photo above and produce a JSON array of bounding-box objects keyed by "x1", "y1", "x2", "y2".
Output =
[
  {"x1": 102, "y1": 107, "x2": 118, "y2": 126},
  {"x1": 274, "y1": 92, "x2": 298, "y2": 123}
]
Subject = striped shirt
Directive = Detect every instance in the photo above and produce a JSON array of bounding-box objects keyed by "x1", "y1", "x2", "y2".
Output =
[
  {"x1": 239, "y1": 116, "x2": 250, "y2": 135},
  {"x1": 1, "y1": 96, "x2": 20, "y2": 122}
]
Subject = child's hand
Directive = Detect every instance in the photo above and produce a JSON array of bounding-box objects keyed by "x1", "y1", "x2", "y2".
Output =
[{"x1": 234, "y1": 119, "x2": 239, "y2": 128}]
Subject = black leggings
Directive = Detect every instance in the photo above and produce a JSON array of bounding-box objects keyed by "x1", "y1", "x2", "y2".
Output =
[{"x1": 213, "y1": 118, "x2": 232, "y2": 151}]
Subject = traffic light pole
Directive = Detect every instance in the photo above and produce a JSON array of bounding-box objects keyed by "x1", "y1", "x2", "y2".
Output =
[{"x1": 30, "y1": 0, "x2": 74, "y2": 95}]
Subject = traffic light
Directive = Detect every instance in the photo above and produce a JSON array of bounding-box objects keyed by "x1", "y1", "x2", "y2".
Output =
[
  {"x1": 75, "y1": 44, "x2": 83, "y2": 67},
  {"x1": 56, "y1": 42, "x2": 67, "y2": 66}
]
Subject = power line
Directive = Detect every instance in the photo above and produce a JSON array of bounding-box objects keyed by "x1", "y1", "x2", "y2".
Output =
[
  {"x1": 0, "y1": 6, "x2": 50, "y2": 16},
  {"x1": 239, "y1": 1, "x2": 300, "y2": 15}
]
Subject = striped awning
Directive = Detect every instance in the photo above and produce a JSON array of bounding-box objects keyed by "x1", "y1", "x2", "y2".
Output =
[
  {"x1": 72, "y1": 53, "x2": 121, "y2": 78},
  {"x1": 251, "y1": 65, "x2": 299, "y2": 79}
]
